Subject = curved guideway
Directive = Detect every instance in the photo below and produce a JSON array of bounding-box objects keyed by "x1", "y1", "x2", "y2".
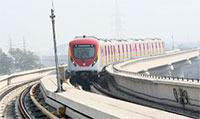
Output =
[
  {"x1": 105, "y1": 48, "x2": 200, "y2": 118},
  {"x1": 40, "y1": 73, "x2": 191, "y2": 119}
]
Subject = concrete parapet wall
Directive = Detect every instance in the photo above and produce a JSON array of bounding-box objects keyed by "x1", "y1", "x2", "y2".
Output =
[
  {"x1": 106, "y1": 49, "x2": 200, "y2": 112},
  {"x1": 110, "y1": 71, "x2": 200, "y2": 112}
]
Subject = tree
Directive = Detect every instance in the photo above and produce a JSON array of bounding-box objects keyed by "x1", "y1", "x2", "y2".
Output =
[
  {"x1": 0, "y1": 49, "x2": 13, "y2": 74},
  {"x1": 9, "y1": 48, "x2": 42, "y2": 71}
]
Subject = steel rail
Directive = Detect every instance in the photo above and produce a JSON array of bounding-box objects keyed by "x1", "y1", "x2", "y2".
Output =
[{"x1": 17, "y1": 86, "x2": 32, "y2": 119}]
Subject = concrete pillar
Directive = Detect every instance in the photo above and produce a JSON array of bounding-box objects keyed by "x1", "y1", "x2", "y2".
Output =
[
  {"x1": 159, "y1": 70, "x2": 172, "y2": 77},
  {"x1": 144, "y1": 71, "x2": 150, "y2": 75},
  {"x1": 148, "y1": 64, "x2": 173, "y2": 76},
  {"x1": 171, "y1": 66, "x2": 185, "y2": 77}
]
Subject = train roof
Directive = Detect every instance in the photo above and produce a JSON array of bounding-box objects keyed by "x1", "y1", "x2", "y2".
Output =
[
  {"x1": 75, "y1": 36, "x2": 162, "y2": 41},
  {"x1": 74, "y1": 36, "x2": 163, "y2": 44}
]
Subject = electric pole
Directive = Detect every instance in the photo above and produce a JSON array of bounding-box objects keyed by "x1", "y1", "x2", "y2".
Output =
[
  {"x1": 50, "y1": 1, "x2": 62, "y2": 92},
  {"x1": 114, "y1": 0, "x2": 123, "y2": 39},
  {"x1": 172, "y1": 35, "x2": 174, "y2": 50}
]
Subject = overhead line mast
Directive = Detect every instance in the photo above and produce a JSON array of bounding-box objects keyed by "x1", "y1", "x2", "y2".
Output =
[{"x1": 50, "y1": 1, "x2": 62, "y2": 92}]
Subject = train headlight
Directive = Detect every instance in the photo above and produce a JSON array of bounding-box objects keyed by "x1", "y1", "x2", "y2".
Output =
[
  {"x1": 92, "y1": 57, "x2": 98, "y2": 67},
  {"x1": 71, "y1": 57, "x2": 77, "y2": 67}
]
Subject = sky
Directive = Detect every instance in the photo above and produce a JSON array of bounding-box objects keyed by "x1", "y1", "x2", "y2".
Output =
[{"x1": 1, "y1": 0, "x2": 200, "y2": 55}]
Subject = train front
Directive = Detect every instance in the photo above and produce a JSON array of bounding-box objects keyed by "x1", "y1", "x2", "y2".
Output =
[{"x1": 68, "y1": 36, "x2": 99, "y2": 83}]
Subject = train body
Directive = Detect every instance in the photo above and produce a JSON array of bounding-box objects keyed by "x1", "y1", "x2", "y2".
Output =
[{"x1": 68, "y1": 36, "x2": 164, "y2": 84}]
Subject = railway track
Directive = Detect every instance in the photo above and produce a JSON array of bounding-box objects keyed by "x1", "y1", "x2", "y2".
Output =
[
  {"x1": 16, "y1": 84, "x2": 51, "y2": 119},
  {"x1": 0, "y1": 78, "x2": 40, "y2": 118},
  {"x1": 17, "y1": 86, "x2": 32, "y2": 119}
]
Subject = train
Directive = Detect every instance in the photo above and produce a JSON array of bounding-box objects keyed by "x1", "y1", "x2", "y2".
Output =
[{"x1": 68, "y1": 36, "x2": 164, "y2": 87}]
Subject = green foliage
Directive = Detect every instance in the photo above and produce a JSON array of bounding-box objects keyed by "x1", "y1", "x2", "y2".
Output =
[
  {"x1": 0, "y1": 49, "x2": 13, "y2": 74},
  {"x1": 9, "y1": 48, "x2": 42, "y2": 71},
  {"x1": 0, "y1": 48, "x2": 42, "y2": 75}
]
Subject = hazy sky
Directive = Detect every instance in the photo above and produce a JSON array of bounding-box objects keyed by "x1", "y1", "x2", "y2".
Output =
[{"x1": 1, "y1": 0, "x2": 200, "y2": 55}]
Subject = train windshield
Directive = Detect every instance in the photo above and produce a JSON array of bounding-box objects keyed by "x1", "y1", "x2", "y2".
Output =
[{"x1": 73, "y1": 44, "x2": 95, "y2": 59}]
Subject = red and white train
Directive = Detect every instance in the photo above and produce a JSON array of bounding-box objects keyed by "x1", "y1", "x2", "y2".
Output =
[{"x1": 68, "y1": 36, "x2": 164, "y2": 84}]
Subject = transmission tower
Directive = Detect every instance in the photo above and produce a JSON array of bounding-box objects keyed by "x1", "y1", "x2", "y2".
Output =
[
  {"x1": 23, "y1": 37, "x2": 26, "y2": 52},
  {"x1": 9, "y1": 35, "x2": 13, "y2": 50},
  {"x1": 114, "y1": 0, "x2": 124, "y2": 39}
]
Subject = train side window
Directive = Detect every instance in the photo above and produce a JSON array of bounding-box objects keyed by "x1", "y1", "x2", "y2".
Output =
[
  {"x1": 143, "y1": 44, "x2": 145, "y2": 51},
  {"x1": 122, "y1": 45, "x2": 124, "y2": 53},
  {"x1": 114, "y1": 45, "x2": 116, "y2": 55},
  {"x1": 129, "y1": 44, "x2": 132, "y2": 52},
  {"x1": 110, "y1": 45, "x2": 111, "y2": 55},
  {"x1": 101, "y1": 47, "x2": 104, "y2": 56},
  {"x1": 122, "y1": 45, "x2": 124, "y2": 58},
  {"x1": 108, "y1": 46, "x2": 110, "y2": 56},
  {"x1": 126, "y1": 44, "x2": 128, "y2": 53},
  {"x1": 139, "y1": 44, "x2": 141, "y2": 51},
  {"x1": 105, "y1": 46, "x2": 107, "y2": 56},
  {"x1": 135, "y1": 44, "x2": 138, "y2": 56},
  {"x1": 162, "y1": 42, "x2": 164, "y2": 48},
  {"x1": 132, "y1": 44, "x2": 134, "y2": 52},
  {"x1": 152, "y1": 43, "x2": 154, "y2": 53},
  {"x1": 155, "y1": 42, "x2": 157, "y2": 49},
  {"x1": 118, "y1": 45, "x2": 120, "y2": 54},
  {"x1": 146, "y1": 43, "x2": 149, "y2": 54},
  {"x1": 159, "y1": 42, "x2": 161, "y2": 49}
]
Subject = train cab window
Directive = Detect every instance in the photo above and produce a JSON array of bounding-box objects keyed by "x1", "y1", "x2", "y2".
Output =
[{"x1": 73, "y1": 44, "x2": 95, "y2": 59}]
